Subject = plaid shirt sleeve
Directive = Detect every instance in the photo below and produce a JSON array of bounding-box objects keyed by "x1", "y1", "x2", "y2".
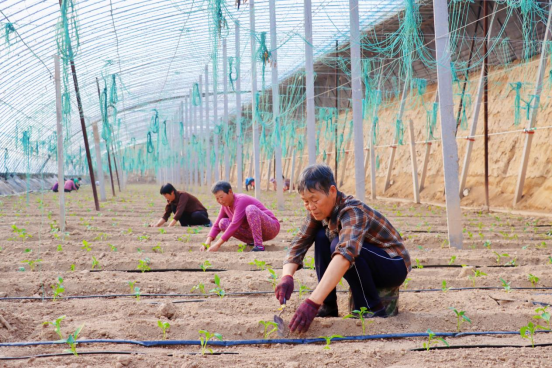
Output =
[
  {"x1": 331, "y1": 206, "x2": 368, "y2": 266},
  {"x1": 284, "y1": 212, "x2": 322, "y2": 270}
]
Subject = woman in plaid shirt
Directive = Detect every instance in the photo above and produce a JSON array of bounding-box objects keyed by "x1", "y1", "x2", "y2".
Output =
[{"x1": 275, "y1": 164, "x2": 411, "y2": 333}]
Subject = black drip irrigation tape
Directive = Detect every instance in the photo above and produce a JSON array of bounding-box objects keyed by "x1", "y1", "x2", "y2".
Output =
[
  {"x1": 90, "y1": 268, "x2": 228, "y2": 273},
  {"x1": 1, "y1": 330, "x2": 550, "y2": 348},
  {"x1": 414, "y1": 264, "x2": 516, "y2": 268},
  {"x1": 3, "y1": 287, "x2": 552, "y2": 301},
  {"x1": 0, "y1": 351, "x2": 239, "y2": 360},
  {"x1": 410, "y1": 343, "x2": 552, "y2": 351}
]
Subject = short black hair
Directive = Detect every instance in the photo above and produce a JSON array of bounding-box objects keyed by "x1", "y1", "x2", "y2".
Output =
[
  {"x1": 78, "y1": 177, "x2": 82, "y2": 180},
  {"x1": 211, "y1": 180, "x2": 232, "y2": 194},
  {"x1": 297, "y1": 164, "x2": 337, "y2": 195},
  {"x1": 160, "y1": 183, "x2": 176, "y2": 195}
]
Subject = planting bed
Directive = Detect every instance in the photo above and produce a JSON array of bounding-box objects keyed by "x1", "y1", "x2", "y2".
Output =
[{"x1": 1, "y1": 184, "x2": 552, "y2": 367}]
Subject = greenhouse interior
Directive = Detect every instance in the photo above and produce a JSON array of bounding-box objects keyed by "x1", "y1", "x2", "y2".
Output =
[{"x1": 1, "y1": 0, "x2": 552, "y2": 366}]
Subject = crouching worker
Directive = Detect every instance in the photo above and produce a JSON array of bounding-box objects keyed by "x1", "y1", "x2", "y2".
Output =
[
  {"x1": 150, "y1": 183, "x2": 210, "y2": 227},
  {"x1": 203, "y1": 181, "x2": 280, "y2": 252},
  {"x1": 275, "y1": 164, "x2": 411, "y2": 333}
]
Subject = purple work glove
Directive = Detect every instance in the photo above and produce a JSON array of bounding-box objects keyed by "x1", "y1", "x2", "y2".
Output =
[
  {"x1": 275, "y1": 275, "x2": 294, "y2": 305},
  {"x1": 289, "y1": 298, "x2": 321, "y2": 333}
]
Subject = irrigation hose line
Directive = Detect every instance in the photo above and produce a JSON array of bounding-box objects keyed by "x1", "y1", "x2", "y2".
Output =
[
  {"x1": 410, "y1": 343, "x2": 552, "y2": 351},
  {"x1": 0, "y1": 351, "x2": 239, "y2": 361},
  {"x1": 2, "y1": 330, "x2": 551, "y2": 349},
  {"x1": 3, "y1": 287, "x2": 552, "y2": 301}
]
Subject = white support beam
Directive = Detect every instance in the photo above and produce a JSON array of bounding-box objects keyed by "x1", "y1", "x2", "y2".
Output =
[
  {"x1": 420, "y1": 91, "x2": 438, "y2": 191},
  {"x1": 250, "y1": 0, "x2": 261, "y2": 198},
  {"x1": 205, "y1": 65, "x2": 212, "y2": 187},
  {"x1": 199, "y1": 75, "x2": 205, "y2": 188},
  {"x1": 349, "y1": 0, "x2": 365, "y2": 202},
  {"x1": 407, "y1": 119, "x2": 420, "y2": 203},
  {"x1": 54, "y1": 55, "x2": 66, "y2": 232},
  {"x1": 235, "y1": 20, "x2": 243, "y2": 192},
  {"x1": 270, "y1": 0, "x2": 285, "y2": 210},
  {"x1": 223, "y1": 38, "x2": 230, "y2": 182},
  {"x1": 212, "y1": 57, "x2": 220, "y2": 183},
  {"x1": 433, "y1": 0, "x2": 463, "y2": 249},
  {"x1": 513, "y1": 3, "x2": 552, "y2": 206},
  {"x1": 304, "y1": 0, "x2": 316, "y2": 165}
]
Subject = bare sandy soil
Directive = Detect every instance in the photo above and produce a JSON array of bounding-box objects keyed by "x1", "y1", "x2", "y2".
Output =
[{"x1": 1, "y1": 184, "x2": 552, "y2": 367}]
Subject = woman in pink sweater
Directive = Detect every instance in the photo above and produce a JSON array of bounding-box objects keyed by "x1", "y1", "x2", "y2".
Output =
[{"x1": 203, "y1": 181, "x2": 280, "y2": 252}]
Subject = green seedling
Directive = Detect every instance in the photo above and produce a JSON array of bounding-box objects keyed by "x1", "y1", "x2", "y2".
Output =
[
  {"x1": 43, "y1": 315, "x2": 66, "y2": 340},
  {"x1": 448, "y1": 255, "x2": 457, "y2": 265},
  {"x1": 201, "y1": 242, "x2": 210, "y2": 250},
  {"x1": 267, "y1": 267, "x2": 278, "y2": 290},
  {"x1": 138, "y1": 235, "x2": 150, "y2": 242},
  {"x1": 402, "y1": 278, "x2": 411, "y2": 290},
  {"x1": 528, "y1": 274, "x2": 540, "y2": 288},
  {"x1": 536, "y1": 242, "x2": 548, "y2": 250},
  {"x1": 493, "y1": 252, "x2": 510, "y2": 265},
  {"x1": 191, "y1": 283, "x2": 206, "y2": 294},
  {"x1": 533, "y1": 306, "x2": 551, "y2": 330},
  {"x1": 423, "y1": 329, "x2": 449, "y2": 351},
  {"x1": 93, "y1": 232, "x2": 108, "y2": 241},
  {"x1": 259, "y1": 320, "x2": 278, "y2": 339},
  {"x1": 65, "y1": 325, "x2": 84, "y2": 356},
  {"x1": 198, "y1": 330, "x2": 223, "y2": 355},
  {"x1": 52, "y1": 277, "x2": 64, "y2": 301},
  {"x1": 210, "y1": 274, "x2": 225, "y2": 298},
  {"x1": 548, "y1": 256, "x2": 552, "y2": 265},
  {"x1": 124, "y1": 228, "x2": 133, "y2": 235},
  {"x1": 249, "y1": 259, "x2": 267, "y2": 270},
  {"x1": 159, "y1": 228, "x2": 167, "y2": 234},
  {"x1": 415, "y1": 258, "x2": 423, "y2": 269},
  {"x1": 304, "y1": 256, "x2": 315, "y2": 270},
  {"x1": 200, "y1": 260, "x2": 212, "y2": 272},
  {"x1": 441, "y1": 280, "x2": 450, "y2": 292},
  {"x1": 133, "y1": 286, "x2": 141, "y2": 301},
  {"x1": 483, "y1": 240, "x2": 492, "y2": 249},
  {"x1": 298, "y1": 281, "x2": 311, "y2": 300},
  {"x1": 319, "y1": 335, "x2": 343, "y2": 350},
  {"x1": 449, "y1": 307, "x2": 471, "y2": 332},
  {"x1": 70, "y1": 264, "x2": 75, "y2": 271},
  {"x1": 505, "y1": 257, "x2": 517, "y2": 267},
  {"x1": 81, "y1": 240, "x2": 92, "y2": 252},
  {"x1": 152, "y1": 244, "x2": 164, "y2": 253},
  {"x1": 108, "y1": 243, "x2": 117, "y2": 252},
  {"x1": 23, "y1": 248, "x2": 32, "y2": 253},
  {"x1": 177, "y1": 234, "x2": 191, "y2": 243},
  {"x1": 468, "y1": 269, "x2": 487, "y2": 287},
  {"x1": 157, "y1": 320, "x2": 170, "y2": 340},
  {"x1": 137, "y1": 259, "x2": 151, "y2": 273},
  {"x1": 91, "y1": 256, "x2": 100, "y2": 270},
  {"x1": 57, "y1": 244, "x2": 63, "y2": 252},
  {"x1": 343, "y1": 307, "x2": 374, "y2": 335},
  {"x1": 500, "y1": 278, "x2": 512, "y2": 293},
  {"x1": 128, "y1": 281, "x2": 137, "y2": 294},
  {"x1": 520, "y1": 322, "x2": 544, "y2": 348},
  {"x1": 21, "y1": 259, "x2": 41, "y2": 271},
  {"x1": 237, "y1": 243, "x2": 247, "y2": 252},
  {"x1": 10, "y1": 224, "x2": 32, "y2": 240}
]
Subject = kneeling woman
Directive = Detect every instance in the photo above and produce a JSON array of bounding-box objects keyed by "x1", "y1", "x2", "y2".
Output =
[
  {"x1": 203, "y1": 181, "x2": 280, "y2": 252},
  {"x1": 275, "y1": 164, "x2": 411, "y2": 333}
]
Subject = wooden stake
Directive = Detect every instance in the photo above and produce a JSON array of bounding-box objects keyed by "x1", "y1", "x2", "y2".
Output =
[
  {"x1": 408, "y1": 119, "x2": 420, "y2": 203},
  {"x1": 54, "y1": 55, "x2": 65, "y2": 232}
]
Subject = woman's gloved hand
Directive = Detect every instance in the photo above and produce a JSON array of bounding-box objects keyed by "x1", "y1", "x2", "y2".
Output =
[
  {"x1": 275, "y1": 275, "x2": 294, "y2": 305},
  {"x1": 289, "y1": 298, "x2": 321, "y2": 333}
]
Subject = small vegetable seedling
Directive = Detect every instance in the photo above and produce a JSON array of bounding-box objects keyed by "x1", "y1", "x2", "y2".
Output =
[
  {"x1": 298, "y1": 281, "x2": 311, "y2": 300},
  {"x1": 319, "y1": 335, "x2": 343, "y2": 350},
  {"x1": 402, "y1": 278, "x2": 411, "y2": 290},
  {"x1": 237, "y1": 243, "x2": 246, "y2": 252},
  {"x1": 210, "y1": 274, "x2": 225, "y2": 298},
  {"x1": 415, "y1": 258, "x2": 423, "y2": 269},
  {"x1": 500, "y1": 278, "x2": 512, "y2": 293},
  {"x1": 43, "y1": 315, "x2": 66, "y2": 340},
  {"x1": 52, "y1": 277, "x2": 64, "y2": 301},
  {"x1": 200, "y1": 260, "x2": 212, "y2": 272},
  {"x1": 249, "y1": 259, "x2": 267, "y2": 271},
  {"x1": 468, "y1": 269, "x2": 487, "y2": 287},
  {"x1": 21, "y1": 259, "x2": 41, "y2": 271},
  {"x1": 267, "y1": 267, "x2": 278, "y2": 290},
  {"x1": 198, "y1": 330, "x2": 223, "y2": 355},
  {"x1": 520, "y1": 322, "x2": 544, "y2": 348},
  {"x1": 259, "y1": 320, "x2": 278, "y2": 339},
  {"x1": 157, "y1": 320, "x2": 170, "y2": 340},
  {"x1": 91, "y1": 256, "x2": 100, "y2": 270},
  {"x1": 448, "y1": 255, "x2": 457, "y2": 265},
  {"x1": 191, "y1": 283, "x2": 206, "y2": 294},
  {"x1": 533, "y1": 306, "x2": 551, "y2": 330},
  {"x1": 137, "y1": 259, "x2": 151, "y2": 273},
  {"x1": 343, "y1": 307, "x2": 374, "y2": 335},
  {"x1": 304, "y1": 256, "x2": 315, "y2": 270},
  {"x1": 449, "y1": 307, "x2": 471, "y2": 332},
  {"x1": 441, "y1": 280, "x2": 450, "y2": 293},
  {"x1": 528, "y1": 274, "x2": 540, "y2": 288},
  {"x1": 65, "y1": 325, "x2": 84, "y2": 356},
  {"x1": 423, "y1": 329, "x2": 449, "y2": 351},
  {"x1": 81, "y1": 240, "x2": 92, "y2": 252}
]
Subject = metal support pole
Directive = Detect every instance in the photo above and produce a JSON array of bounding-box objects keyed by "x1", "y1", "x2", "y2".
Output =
[
  {"x1": 235, "y1": 20, "x2": 243, "y2": 192},
  {"x1": 335, "y1": 41, "x2": 339, "y2": 180},
  {"x1": 349, "y1": 0, "x2": 365, "y2": 202},
  {"x1": 384, "y1": 79, "x2": 409, "y2": 192},
  {"x1": 250, "y1": 0, "x2": 261, "y2": 198},
  {"x1": 91, "y1": 122, "x2": 106, "y2": 201},
  {"x1": 212, "y1": 58, "x2": 220, "y2": 183},
  {"x1": 270, "y1": 0, "x2": 285, "y2": 209},
  {"x1": 59, "y1": 0, "x2": 99, "y2": 211},
  {"x1": 513, "y1": 0, "x2": 552, "y2": 206},
  {"x1": 205, "y1": 65, "x2": 212, "y2": 187},
  {"x1": 407, "y1": 119, "x2": 420, "y2": 203},
  {"x1": 368, "y1": 67, "x2": 384, "y2": 200},
  {"x1": 304, "y1": 0, "x2": 316, "y2": 165},
  {"x1": 459, "y1": 2, "x2": 497, "y2": 197},
  {"x1": 433, "y1": 0, "x2": 463, "y2": 249},
  {"x1": 289, "y1": 149, "x2": 297, "y2": 195},
  {"x1": 192, "y1": 88, "x2": 198, "y2": 189},
  {"x1": 223, "y1": 38, "x2": 230, "y2": 181},
  {"x1": 483, "y1": 0, "x2": 490, "y2": 210},
  {"x1": 54, "y1": 55, "x2": 65, "y2": 232},
  {"x1": 199, "y1": 75, "x2": 204, "y2": 188}
]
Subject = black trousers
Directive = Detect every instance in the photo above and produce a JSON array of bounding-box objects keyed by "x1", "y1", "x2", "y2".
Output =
[
  {"x1": 314, "y1": 228, "x2": 407, "y2": 312},
  {"x1": 177, "y1": 210, "x2": 210, "y2": 227}
]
